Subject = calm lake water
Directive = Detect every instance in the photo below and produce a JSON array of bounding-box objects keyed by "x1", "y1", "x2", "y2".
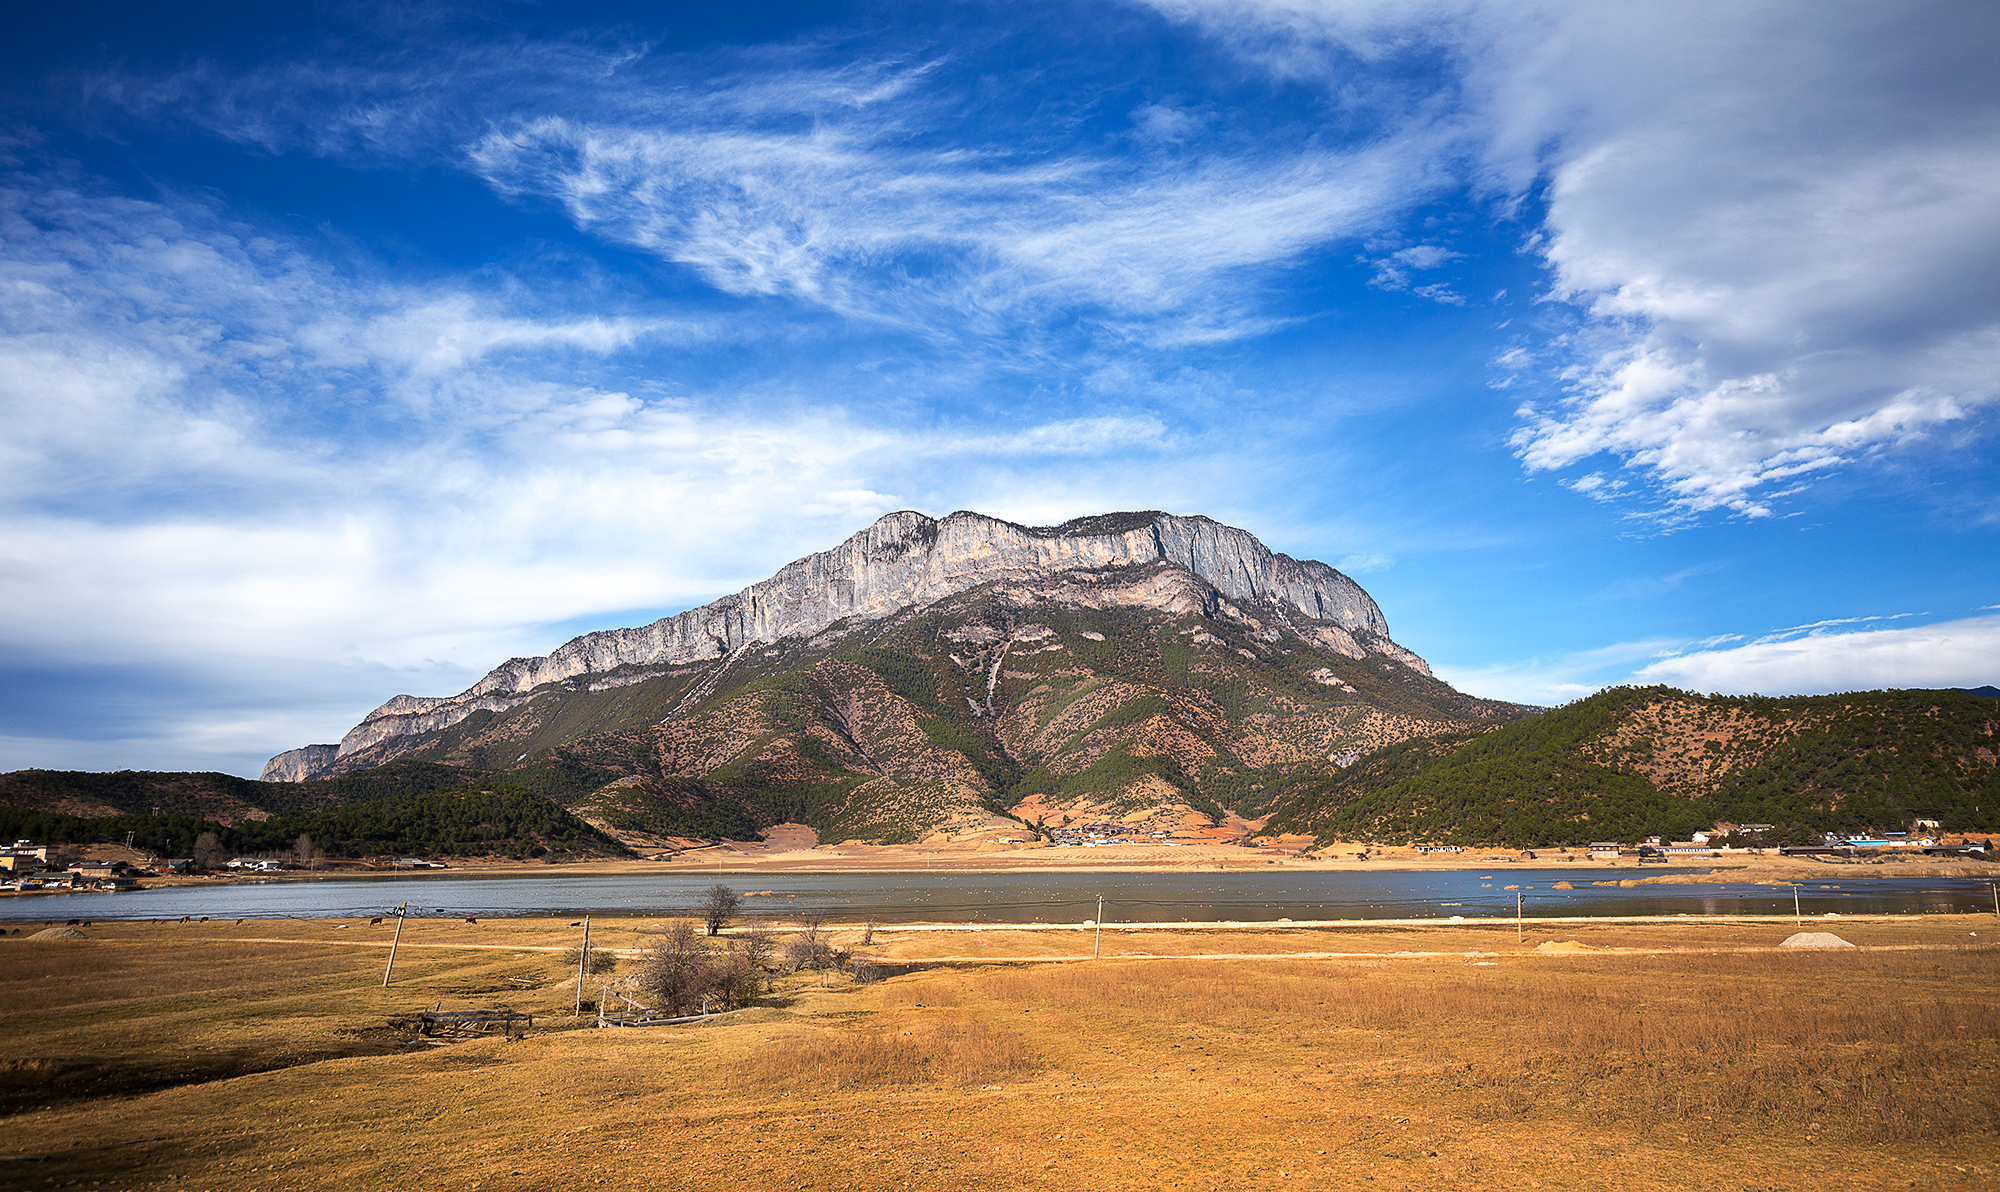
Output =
[{"x1": 6, "y1": 867, "x2": 1997, "y2": 923}]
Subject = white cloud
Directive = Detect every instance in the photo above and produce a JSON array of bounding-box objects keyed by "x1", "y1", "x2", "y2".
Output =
[
  {"x1": 1634, "y1": 615, "x2": 2000, "y2": 695},
  {"x1": 1147, "y1": 0, "x2": 2000, "y2": 514},
  {"x1": 951, "y1": 417, "x2": 1169, "y2": 456},
  {"x1": 465, "y1": 105, "x2": 1448, "y2": 345},
  {"x1": 1435, "y1": 614, "x2": 2000, "y2": 707},
  {"x1": 0, "y1": 173, "x2": 1201, "y2": 772},
  {"x1": 1430, "y1": 637, "x2": 1679, "y2": 706},
  {"x1": 1392, "y1": 245, "x2": 1458, "y2": 270},
  {"x1": 1132, "y1": 102, "x2": 1202, "y2": 145}
]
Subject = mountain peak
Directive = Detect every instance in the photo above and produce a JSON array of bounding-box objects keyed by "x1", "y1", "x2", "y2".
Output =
[{"x1": 265, "y1": 509, "x2": 1407, "y2": 780}]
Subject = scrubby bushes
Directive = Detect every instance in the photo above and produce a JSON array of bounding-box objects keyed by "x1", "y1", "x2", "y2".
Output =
[{"x1": 634, "y1": 921, "x2": 775, "y2": 1016}]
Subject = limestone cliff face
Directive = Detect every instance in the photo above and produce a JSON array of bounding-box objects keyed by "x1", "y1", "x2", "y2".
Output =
[
  {"x1": 259, "y1": 744, "x2": 340, "y2": 783},
  {"x1": 268, "y1": 510, "x2": 1410, "y2": 779}
]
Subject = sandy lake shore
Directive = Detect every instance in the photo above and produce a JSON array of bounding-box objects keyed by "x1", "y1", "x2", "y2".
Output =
[{"x1": 117, "y1": 836, "x2": 1997, "y2": 885}]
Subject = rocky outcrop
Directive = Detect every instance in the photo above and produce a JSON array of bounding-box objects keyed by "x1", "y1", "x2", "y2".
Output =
[
  {"x1": 267, "y1": 510, "x2": 1413, "y2": 780},
  {"x1": 259, "y1": 744, "x2": 340, "y2": 783}
]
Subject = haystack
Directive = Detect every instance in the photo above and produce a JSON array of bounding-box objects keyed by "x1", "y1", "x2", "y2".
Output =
[
  {"x1": 26, "y1": 926, "x2": 87, "y2": 940},
  {"x1": 1778, "y1": 931, "x2": 1854, "y2": 949}
]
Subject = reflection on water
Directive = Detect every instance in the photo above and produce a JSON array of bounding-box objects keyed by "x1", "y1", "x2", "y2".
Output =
[{"x1": 4, "y1": 867, "x2": 1996, "y2": 923}]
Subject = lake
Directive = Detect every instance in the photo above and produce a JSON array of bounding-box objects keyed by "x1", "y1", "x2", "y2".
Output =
[{"x1": 6, "y1": 867, "x2": 1997, "y2": 923}]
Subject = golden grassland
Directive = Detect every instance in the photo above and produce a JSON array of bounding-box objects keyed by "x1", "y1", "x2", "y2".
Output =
[{"x1": 2, "y1": 914, "x2": 1997, "y2": 1191}]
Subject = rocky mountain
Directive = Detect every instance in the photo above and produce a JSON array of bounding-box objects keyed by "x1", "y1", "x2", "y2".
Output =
[
  {"x1": 261, "y1": 510, "x2": 1533, "y2": 845},
  {"x1": 1264, "y1": 685, "x2": 2000, "y2": 846}
]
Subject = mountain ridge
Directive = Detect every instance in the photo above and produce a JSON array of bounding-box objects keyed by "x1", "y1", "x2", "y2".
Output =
[{"x1": 266, "y1": 509, "x2": 1418, "y2": 781}]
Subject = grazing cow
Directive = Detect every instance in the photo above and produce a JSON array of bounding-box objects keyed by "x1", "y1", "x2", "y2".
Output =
[
  {"x1": 464, "y1": 917, "x2": 478, "y2": 924},
  {"x1": 569, "y1": 921, "x2": 581, "y2": 927},
  {"x1": 180, "y1": 915, "x2": 190, "y2": 924},
  {"x1": 369, "y1": 917, "x2": 383, "y2": 926},
  {"x1": 199, "y1": 916, "x2": 208, "y2": 922},
  {"x1": 66, "y1": 919, "x2": 78, "y2": 926}
]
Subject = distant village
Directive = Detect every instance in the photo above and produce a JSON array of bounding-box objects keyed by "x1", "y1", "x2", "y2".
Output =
[
  {"x1": 1005, "y1": 818, "x2": 1992, "y2": 861},
  {"x1": 0, "y1": 839, "x2": 447, "y2": 895}
]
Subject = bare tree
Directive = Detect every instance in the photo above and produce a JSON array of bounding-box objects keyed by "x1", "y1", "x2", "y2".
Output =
[
  {"x1": 784, "y1": 909, "x2": 844, "y2": 976},
  {"x1": 637, "y1": 920, "x2": 713, "y2": 1016},
  {"x1": 191, "y1": 831, "x2": 224, "y2": 872},
  {"x1": 739, "y1": 924, "x2": 776, "y2": 971},
  {"x1": 293, "y1": 832, "x2": 323, "y2": 871},
  {"x1": 740, "y1": 925, "x2": 778, "y2": 994},
  {"x1": 636, "y1": 919, "x2": 764, "y2": 1015},
  {"x1": 710, "y1": 940, "x2": 764, "y2": 1008},
  {"x1": 699, "y1": 883, "x2": 742, "y2": 936}
]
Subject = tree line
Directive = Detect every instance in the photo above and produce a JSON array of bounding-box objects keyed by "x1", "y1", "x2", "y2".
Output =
[{"x1": 0, "y1": 785, "x2": 630, "y2": 861}]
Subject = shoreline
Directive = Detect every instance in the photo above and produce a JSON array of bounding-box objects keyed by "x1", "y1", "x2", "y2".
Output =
[
  {"x1": 19, "y1": 856, "x2": 1997, "y2": 888},
  {"x1": 216, "y1": 845, "x2": 2000, "y2": 882},
  {"x1": 28, "y1": 837, "x2": 1998, "y2": 892}
]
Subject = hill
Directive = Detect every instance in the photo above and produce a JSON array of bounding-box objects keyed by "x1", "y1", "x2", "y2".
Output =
[
  {"x1": 0, "y1": 760, "x2": 499, "y2": 823},
  {"x1": 1264, "y1": 685, "x2": 2000, "y2": 846},
  {"x1": 0, "y1": 784, "x2": 632, "y2": 862}
]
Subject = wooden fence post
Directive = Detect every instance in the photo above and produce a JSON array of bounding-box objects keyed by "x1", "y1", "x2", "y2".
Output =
[{"x1": 382, "y1": 903, "x2": 407, "y2": 987}]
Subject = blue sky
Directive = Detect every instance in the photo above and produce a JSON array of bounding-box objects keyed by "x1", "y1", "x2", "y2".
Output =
[{"x1": 3, "y1": 0, "x2": 1997, "y2": 777}]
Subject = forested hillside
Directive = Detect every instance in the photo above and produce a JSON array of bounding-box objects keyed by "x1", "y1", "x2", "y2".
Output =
[
  {"x1": 0, "y1": 785, "x2": 631, "y2": 861},
  {"x1": 0, "y1": 760, "x2": 492, "y2": 822},
  {"x1": 1265, "y1": 686, "x2": 2000, "y2": 846}
]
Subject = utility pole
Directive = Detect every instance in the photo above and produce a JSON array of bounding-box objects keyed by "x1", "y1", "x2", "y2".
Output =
[
  {"x1": 1793, "y1": 885, "x2": 1802, "y2": 925},
  {"x1": 1516, "y1": 891, "x2": 1523, "y2": 942},
  {"x1": 382, "y1": 903, "x2": 408, "y2": 987},
  {"x1": 574, "y1": 916, "x2": 592, "y2": 1016},
  {"x1": 1094, "y1": 895, "x2": 1103, "y2": 959}
]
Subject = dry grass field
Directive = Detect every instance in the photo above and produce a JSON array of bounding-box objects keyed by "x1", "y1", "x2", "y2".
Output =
[{"x1": 1, "y1": 914, "x2": 1996, "y2": 1191}]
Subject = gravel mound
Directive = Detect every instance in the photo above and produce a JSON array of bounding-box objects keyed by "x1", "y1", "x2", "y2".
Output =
[
  {"x1": 1779, "y1": 931, "x2": 1855, "y2": 949},
  {"x1": 26, "y1": 926, "x2": 87, "y2": 940}
]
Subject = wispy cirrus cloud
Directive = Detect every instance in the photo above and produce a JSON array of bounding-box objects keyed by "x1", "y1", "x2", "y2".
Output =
[
  {"x1": 81, "y1": 34, "x2": 1463, "y2": 350},
  {"x1": 466, "y1": 113, "x2": 1448, "y2": 346},
  {"x1": 1147, "y1": 0, "x2": 2000, "y2": 516}
]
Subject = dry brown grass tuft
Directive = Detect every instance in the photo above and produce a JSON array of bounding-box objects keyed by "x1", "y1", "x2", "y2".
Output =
[{"x1": 737, "y1": 1017, "x2": 1038, "y2": 1092}]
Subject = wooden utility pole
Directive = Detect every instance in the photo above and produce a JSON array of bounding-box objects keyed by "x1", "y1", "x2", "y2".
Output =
[
  {"x1": 1094, "y1": 895, "x2": 1103, "y2": 959},
  {"x1": 574, "y1": 916, "x2": 592, "y2": 1016},
  {"x1": 1793, "y1": 885, "x2": 1802, "y2": 925},
  {"x1": 382, "y1": 903, "x2": 408, "y2": 987}
]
